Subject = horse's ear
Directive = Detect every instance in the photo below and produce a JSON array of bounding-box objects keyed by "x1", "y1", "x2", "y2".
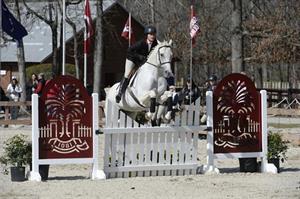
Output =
[
  {"x1": 168, "y1": 39, "x2": 173, "y2": 46},
  {"x1": 157, "y1": 40, "x2": 161, "y2": 44}
]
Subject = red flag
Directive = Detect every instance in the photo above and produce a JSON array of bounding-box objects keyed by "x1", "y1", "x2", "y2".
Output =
[
  {"x1": 121, "y1": 14, "x2": 135, "y2": 44},
  {"x1": 84, "y1": 0, "x2": 94, "y2": 54},
  {"x1": 189, "y1": 5, "x2": 200, "y2": 44}
]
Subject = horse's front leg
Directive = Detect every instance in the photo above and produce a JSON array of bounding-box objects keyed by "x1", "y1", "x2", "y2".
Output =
[
  {"x1": 159, "y1": 90, "x2": 173, "y2": 121},
  {"x1": 141, "y1": 89, "x2": 157, "y2": 120}
]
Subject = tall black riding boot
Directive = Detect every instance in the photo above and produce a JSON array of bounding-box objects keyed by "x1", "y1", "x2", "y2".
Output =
[{"x1": 115, "y1": 78, "x2": 129, "y2": 103}]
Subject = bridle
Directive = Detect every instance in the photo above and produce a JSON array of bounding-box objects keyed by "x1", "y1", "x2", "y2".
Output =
[
  {"x1": 128, "y1": 44, "x2": 172, "y2": 108},
  {"x1": 146, "y1": 45, "x2": 172, "y2": 68}
]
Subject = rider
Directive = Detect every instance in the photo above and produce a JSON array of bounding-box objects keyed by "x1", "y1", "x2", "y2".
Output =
[{"x1": 115, "y1": 25, "x2": 158, "y2": 103}]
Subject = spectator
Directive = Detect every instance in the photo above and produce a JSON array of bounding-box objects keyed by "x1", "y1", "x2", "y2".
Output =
[
  {"x1": 168, "y1": 84, "x2": 180, "y2": 119},
  {"x1": 34, "y1": 73, "x2": 46, "y2": 96},
  {"x1": 6, "y1": 76, "x2": 23, "y2": 119},
  {"x1": 7, "y1": 76, "x2": 23, "y2": 102},
  {"x1": 178, "y1": 76, "x2": 200, "y2": 105},
  {"x1": 206, "y1": 74, "x2": 218, "y2": 91},
  {"x1": 30, "y1": 73, "x2": 38, "y2": 94}
]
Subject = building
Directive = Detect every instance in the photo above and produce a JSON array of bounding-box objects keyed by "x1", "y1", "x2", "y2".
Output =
[{"x1": 0, "y1": 0, "x2": 145, "y2": 90}]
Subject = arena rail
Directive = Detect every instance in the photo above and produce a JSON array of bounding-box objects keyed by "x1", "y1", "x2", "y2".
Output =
[{"x1": 0, "y1": 101, "x2": 31, "y2": 125}]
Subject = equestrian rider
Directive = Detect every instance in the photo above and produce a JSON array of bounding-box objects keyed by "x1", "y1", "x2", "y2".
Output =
[{"x1": 116, "y1": 25, "x2": 158, "y2": 103}]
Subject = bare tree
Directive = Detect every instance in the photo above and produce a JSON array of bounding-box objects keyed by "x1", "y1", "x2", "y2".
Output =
[
  {"x1": 231, "y1": 0, "x2": 243, "y2": 73},
  {"x1": 14, "y1": 0, "x2": 27, "y2": 102},
  {"x1": 23, "y1": 0, "x2": 59, "y2": 76},
  {"x1": 59, "y1": 0, "x2": 83, "y2": 79},
  {"x1": 243, "y1": 0, "x2": 300, "y2": 86}
]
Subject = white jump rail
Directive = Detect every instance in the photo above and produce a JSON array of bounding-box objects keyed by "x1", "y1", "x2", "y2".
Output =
[{"x1": 101, "y1": 98, "x2": 206, "y2": 178}]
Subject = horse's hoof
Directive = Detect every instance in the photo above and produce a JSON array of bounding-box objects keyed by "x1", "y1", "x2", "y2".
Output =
[{"x1": 145, "y1": 112, "x2": 152, "y2": 120}]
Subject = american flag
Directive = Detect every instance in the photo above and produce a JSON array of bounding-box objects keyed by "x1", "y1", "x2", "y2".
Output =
[{"x1": 189, "y1": 5, "x2": 200, "y2": 43}]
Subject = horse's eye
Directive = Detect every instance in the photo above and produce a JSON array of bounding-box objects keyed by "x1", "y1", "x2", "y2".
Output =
[{"x1": 160, "y1": 53, "x2": 164, "y2": 57}]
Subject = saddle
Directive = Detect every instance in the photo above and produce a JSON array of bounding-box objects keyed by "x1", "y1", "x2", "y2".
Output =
[{"x1": 125, "y1": 66, "x2": 147, "y2": 108}]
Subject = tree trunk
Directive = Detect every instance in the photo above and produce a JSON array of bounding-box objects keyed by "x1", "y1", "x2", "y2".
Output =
[
  {"x1": 93, "y1": 0, "x2": 103, "y2": 94},
  {"x1": 49, "y1": 2, "x2": 59, "y2": 77},
  {"x1": 14, "y1": 0, "x2": 26, "y2": 102},
  {"x1": 66, "y1": 20, "x2": 80, "y2": 79},
  {"x1": 231, "y1": 0, "x2": 243, "y2": 73}
]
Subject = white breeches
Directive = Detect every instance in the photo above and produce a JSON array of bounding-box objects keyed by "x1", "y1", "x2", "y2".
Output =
[{"x1": 124, "y1": 59, "x2": 135, "y2": 78}]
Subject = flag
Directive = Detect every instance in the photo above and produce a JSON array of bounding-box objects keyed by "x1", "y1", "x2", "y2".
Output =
[
  {"x1": 121, "y1": 14, "x2": 135, "y2": 44},
  {"x1": 189, "y1": 5, "x2": 200, "y2": 44},
  {"x1": 84, "y1": 0, "x2": 93, "y2": 54},
  {"x1": 1, "y1": 0, "x2": 28, "y2": 41}
]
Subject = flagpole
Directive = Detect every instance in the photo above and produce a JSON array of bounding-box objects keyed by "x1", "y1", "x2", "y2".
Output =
[
  {"x1": 84, "y1": 29, "x2": 87, "y2": 87},
  {"x1": 128, "y1": 12, "x2": 131, "y2": 47},
  {"x1": 84, "y1": 0, "x2": 87, "y2": 87},
  {"x1": 62, "y1": 0, "x2": 66, "y2": 75},
  {"x1": 0, "y1": 0, "x2": 2, "y2": 75},
  {"x1": 189, "y1": 38, "x2": 193, "y2": 105},
  {"x1": 189, "y1": 2, "x2": 194, "y2": 105}
]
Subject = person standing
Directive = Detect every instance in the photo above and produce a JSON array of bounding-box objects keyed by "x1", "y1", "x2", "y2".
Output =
[
  {"x1": 6, "y1": 76, "x2": 23, "y2": 119},
  {"x1": 116, "y1": 25, "x2": 158, "y2": 103},
  {"x1": 178, "y1": 76, "x2": 200, "y2": 105},
  {"x1": 34, "y1": 73, "x2": 46, "y2": 96},
  {"x1": 206, "y1": 74, "x2": 218, "y2": 91},
  {"x1": 30, "y1": 73, "x2": 38, "y2": 94}
]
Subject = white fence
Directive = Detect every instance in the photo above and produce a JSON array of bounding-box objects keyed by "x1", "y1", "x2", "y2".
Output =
[
  {"x1": 263, "y1": 81, "x2": 300, "y2": 89},
  {"x1": 102, "y1": 99, "x2": 205, "y2": 178}
]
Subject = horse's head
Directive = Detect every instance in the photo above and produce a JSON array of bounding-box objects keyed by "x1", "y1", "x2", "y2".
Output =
[{"x1": 148, "y1": 40, "x2": 173, "y2": 78}]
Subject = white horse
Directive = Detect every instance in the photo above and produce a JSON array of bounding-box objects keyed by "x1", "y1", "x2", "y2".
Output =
[{"x1": 106, "y1": 40, "x2": 174, "y2": 124}]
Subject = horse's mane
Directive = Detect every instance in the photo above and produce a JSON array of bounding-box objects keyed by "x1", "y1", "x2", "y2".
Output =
[{"x1": 147, "y1": 40, "x2": 170, "y2": 60}]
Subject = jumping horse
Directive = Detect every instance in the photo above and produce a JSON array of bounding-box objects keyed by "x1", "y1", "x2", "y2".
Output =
[{"x1": 106, "y1": 40, "x2": 174, "y2": 125}]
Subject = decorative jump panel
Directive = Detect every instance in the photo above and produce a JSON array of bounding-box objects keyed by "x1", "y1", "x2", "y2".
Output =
[
  {"x1": 38, "y1": 75, "x2": 93, "y2": 159},
  {"x1": 213, "y1": 73, "x2": 262, "y2": 153}
]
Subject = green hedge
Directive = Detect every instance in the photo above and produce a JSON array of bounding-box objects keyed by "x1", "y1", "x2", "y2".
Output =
[{"x1": 26, "y1": 64, "x2": 76, "y2": 81}]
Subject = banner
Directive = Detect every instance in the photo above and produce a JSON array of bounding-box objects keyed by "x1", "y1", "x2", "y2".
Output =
[
  {"x1": 1, "y1": 0, "x2": 28, "y2": 41},
  {"x1": 84, "y1": 0, "x2": 94, "y2": 54},
  {"x1": 121, "y1": 14, "x2": 135, "y2": 44}
]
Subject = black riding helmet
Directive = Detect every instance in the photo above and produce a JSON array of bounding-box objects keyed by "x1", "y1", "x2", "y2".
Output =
[
  {"x1": 144, "y1": 26, "x2": 156, "y2": 34},
  {"x1": 208, "y1": 74, "x2": 217, "y2": 82}
]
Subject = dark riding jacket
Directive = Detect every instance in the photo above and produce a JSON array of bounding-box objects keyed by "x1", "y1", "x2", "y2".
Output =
[
  {"x1": 127, "y1": 39, "x2": 158, "y2": 66},
  {"x1": 178, "y1": 82, "x2": 200, "y2": 105}
]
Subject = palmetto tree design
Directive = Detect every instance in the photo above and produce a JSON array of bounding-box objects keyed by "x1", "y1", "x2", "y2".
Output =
[
  {"x1": 217, "y1": 80, "x2": 255, "y2": 138},
  {"x1": 45, "y1": 84, "x2": 85, "y2": 138}
]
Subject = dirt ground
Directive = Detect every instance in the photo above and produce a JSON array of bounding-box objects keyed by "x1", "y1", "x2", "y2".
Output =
[{"x1": 0, "y1": 120, "x2": 299, "y2": 199}]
